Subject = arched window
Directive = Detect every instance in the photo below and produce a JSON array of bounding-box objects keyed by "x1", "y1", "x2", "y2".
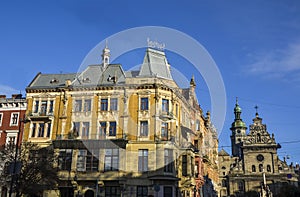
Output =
[
  {"x1": 257, "y1": 133, "x2": 261, "y2": 142},
  {"x1": 238, "y1": 181, "x2": 244, "y2": 191},
  {"x1": 267, "y1": 165, "x2": 271, "y2": 172},
  {"x1": 252, "y1": 165, "x2": 256, "y2": 172},
  {"x1": 222, "y1": 180, "x2": 227, "y2": 187},
  {"x1": 259, "y1": 164, "x2": 263, "y2": 172}
]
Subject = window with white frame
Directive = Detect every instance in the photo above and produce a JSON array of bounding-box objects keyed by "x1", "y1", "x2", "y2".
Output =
[
  {"x1": 8, "y1": 136, "x2": 16, "y2": 147},
  {"x1": 100, "y1": 98, "x2": 108, "y2": 111},
  {"x1": 74, "y1": 99, "x2": 82, "y2": 112},
  {"x1": 83, "y1": 99, "x2": 91, "y2": 112},
  {"x1": 99, "y1": 121, "x2": 106, "y2": 139},
  {"x1": 10, "y1": 113, "x2": 19, "y2": 126},
  {"x1": 40, "y1": 101, "x2": 47, "y2": 115},
  {"x1": 140, "y1": 121, "x2": 148, "y2": 137},
  {"x1": 31, "y1": 122, "x2": 52, "y2": 138},
  {"x1": 81, "y1": 122, "x2": 90, "y2": 139},
  {"x1": 58, "y1": 149, "x2": 72, "y2": 171},
  {"x1": 33, "y1": 100, "x2": 54, "y2": 115},
  {"x1": 164, "y1": 149, "x2": 174, "y2": 173},
  {"x1": 0, "y1": 113, "x2": 2, "y2": 126},
  {"x1": 162, "y1": 99, "x2": 169, "y2": 113},
  {"x1": 161, "y1": 122, "x2": 168, "y2": 139},
  {"x1": 104, "y1": 149, "x2": 119, "y2": 171},
  {"x1": 140, "y1": 97, "x2": 149, "y2": 110},
  {"x1": 109, "y1": 121, "x2": 116, "y2": 136},
  {"x1": 110, "y1": 98, "x2": 118, "y2": 111},
  {"x1": 34, "y1": 101, "x2": 39, "y2": 113},
  {"x1": 138, "y1": 149, "x2": 148, "y2": 172}
]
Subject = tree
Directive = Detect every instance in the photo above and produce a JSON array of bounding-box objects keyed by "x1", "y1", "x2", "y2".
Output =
[
  {"x1": 277, "y1": 184, "x2": 300, "y2": 197},
  {"x1": 0, "y1": 142, "x2": 59, "y2": 197}
]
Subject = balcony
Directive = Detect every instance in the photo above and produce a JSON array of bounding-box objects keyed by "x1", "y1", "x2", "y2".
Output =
[
  {"x1": 27, "y1": 111, "x2": 54, "y2": 121},
  {"x1": 159, "y1": 111, "x2": 174, "y2": 121}
]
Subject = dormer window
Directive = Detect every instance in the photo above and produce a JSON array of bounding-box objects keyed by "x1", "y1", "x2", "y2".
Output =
[
  {"x1": 82, "y1": 77, "x2": 90, "y2": 83},
  {"x1": 50, "y1": 78, "x2": 59, "y2": 84}
]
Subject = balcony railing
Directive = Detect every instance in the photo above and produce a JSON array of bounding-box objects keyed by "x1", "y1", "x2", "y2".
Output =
[
  {"x1": 159, "y1": 111, "x2": 174, "y2": 121},
  {"x1": 27, "y1": 111, "x2": 54, "y2": 121}
]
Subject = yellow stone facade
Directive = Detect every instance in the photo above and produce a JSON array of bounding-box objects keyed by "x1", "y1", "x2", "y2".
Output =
[{"x1": 23, "y1": 47, "x2": 219, "y2": 197}]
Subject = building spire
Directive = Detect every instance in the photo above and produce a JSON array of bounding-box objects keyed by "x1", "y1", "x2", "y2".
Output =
[
  {"x1": 190, "y1": 75, "x2": 196, "y2": 87},
  {"x1": 255, "y1": 105, "x2": 259, "y2": 117},
  {"x1": 234, "y1": 97, "x2": 242, "y2": 120},
  {"x1": 101, "y1": 39, "x2": 110, "y2": 69}
]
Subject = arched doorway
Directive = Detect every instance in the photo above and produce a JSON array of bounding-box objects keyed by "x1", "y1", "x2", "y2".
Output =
[{"x1": 84, "y1": 190, "x2": 94, "y2": 197}]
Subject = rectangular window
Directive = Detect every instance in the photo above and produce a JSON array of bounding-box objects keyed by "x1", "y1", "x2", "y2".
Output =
[
  {"x1": 137, "y1": 186, "x2": 148, "y2": 197},
  {"x1": 163, "y1": 186, "x2": 172, "y2": 197},
  {"x1": 196, "y1": 120, "x2": 200, "y2": 131},
  {"x1": 140, "y1": 121, "x2": 148, "y2": 137},
  {"x1": 99, "y1": 122, "x2": 107, "y2": 139},
  {"x1": 40, "y1": 101, "x2": 47, "y2": 115},
  {"x1": 161, "y1": 122, "x2": 168, "y2": 139},
  {"x1": 140, "y1": 97, "x2": 148, "y2": 110},
  {"x1": 105, "y1": 187, "x2": 120, "y2": 197},
  {"x1": 182, "y1": 155, "x2": 187, "y2": 176},
  {"x1": 86, "y1": 149, "x2": 99, "y2": 172},
  {"x1": 83, "y1": 99, "x2": 91, "y2": 112},
  {"x1": 34, "y1": 101, "x2": 39, "y2": 113},
  {"x1": 49, "y1": 100, "x2": 54, "y2": 113},
  {"x1": 73, "y1": 122, "x2": 80, "y2": 136},
  {"x1": 31, "y1": 123, "x2": 36, "y2": 137},
  {"x1": 8, "y1": 137, "x2": 16, "y2": 147},
  {"x1": 195, "y1": 161, "x2": 199, "y2": 177},
  {"x1": 10, "y1": 113, "x2": 19, "y2": 125},
  {"x1": 75, "y1": 99, "x2": 82, "y2": 112},
  {"x1": 0, "y1": 113, "x2": 2, "y2": 126},
  {"x1": 77, "y1": 150, "x2": 86, "y2": 172},
  {"x1": 138, "y1": 149, "x2": 148, "y2": 172},
  {"x1": 191, "y1": 156, "x2": 194, "y2": 176},
  {"x1": 82, "y1": 122, "x2": 89, "y2": 139},
  {"x1": 109, "y1": 122, "x2": 116, "y2": 136},
  {"x1": 58, "y1": 149, "x2": 72, "y2": 171},
  {"x1": 100, "y1": 98, "x2": 108, "y2": 111},
  {"x1": 162, "y1": 99, "x2": 169, "y2": 113},
  {"x1": 38, "y1": 123, "x2": 45, "y2": 137},
  {"x1": 175, "y1": 104, "x2": 178, "y2": 117},
  {"x1": 104, "y1": 149, "x2": 119, "y2": 171},
  {"x1": 110, "y1": 98, "x2": 118, "y2": 111},
  {"x1": 46, "y1": 123, "x2": 51, "y2": 138},
  {"x1": 164, "y1": 149, "x2": 174, "y2": 173}
]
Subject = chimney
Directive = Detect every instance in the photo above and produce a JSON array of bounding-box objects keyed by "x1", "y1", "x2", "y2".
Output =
[{"x1": 12, "y1": 94, "x2": 22, "y2": 99}]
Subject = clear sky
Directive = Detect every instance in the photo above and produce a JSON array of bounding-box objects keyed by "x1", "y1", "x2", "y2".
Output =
[{"x1": 1, "y1": 1, "x2": 300, "y2": 164}]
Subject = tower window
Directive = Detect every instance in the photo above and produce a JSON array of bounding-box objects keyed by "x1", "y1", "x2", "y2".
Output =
[
  {"x1": 252, "y1": 165, "x2": 256, "y2": 172},
  {"x1": 238, "y1": 181, "x2": 244, "y2": 191},
  {"x1": 267, "y1": 165, "x2": 271, "y2": 172},
  {"x1": 259, "y1": 164, "x2": 263, "y2": 172}
]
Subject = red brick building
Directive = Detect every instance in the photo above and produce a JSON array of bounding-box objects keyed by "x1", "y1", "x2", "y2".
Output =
[{"x1": 0, "y1": 94, "x2": 27, "y2": 148}]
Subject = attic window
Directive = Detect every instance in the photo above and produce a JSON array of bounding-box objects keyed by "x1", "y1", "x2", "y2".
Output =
[
  {"x1": 82, "y1": 77, "x2": 90, "y2": 83},
  {"x1": 50, "y1": 78, "x2": 59, "y2": 84}
]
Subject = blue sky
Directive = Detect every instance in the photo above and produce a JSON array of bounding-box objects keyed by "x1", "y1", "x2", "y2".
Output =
[{"x1": 1, "y1": 1, "x2": 300, "y2": 164}]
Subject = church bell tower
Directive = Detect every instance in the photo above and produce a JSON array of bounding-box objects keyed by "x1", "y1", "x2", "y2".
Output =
[{"x1": 230, "y1": 99, "x2": 247, "y2": 158}]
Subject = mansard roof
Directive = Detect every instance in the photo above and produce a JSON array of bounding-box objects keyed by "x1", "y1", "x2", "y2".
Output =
[
  {"x1": 138, "y1": 48, "x2": 172, "y2": 79},
  {"x1": 27, "y1": 72, "x2": 77, "y2": 89}
]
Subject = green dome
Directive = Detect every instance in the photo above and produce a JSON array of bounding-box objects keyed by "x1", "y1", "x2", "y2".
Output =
[
  {"x1": 234, "y1": 104, "x2": 242, "y2": 113},
  {"x1": 231, "y1": 119, "x2": 246, "y2": 128}
]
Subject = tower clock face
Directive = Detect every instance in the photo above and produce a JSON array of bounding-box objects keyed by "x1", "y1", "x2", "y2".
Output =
[{"x1": 257, "y1": 154, "x2": 264, "y2": 161}]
